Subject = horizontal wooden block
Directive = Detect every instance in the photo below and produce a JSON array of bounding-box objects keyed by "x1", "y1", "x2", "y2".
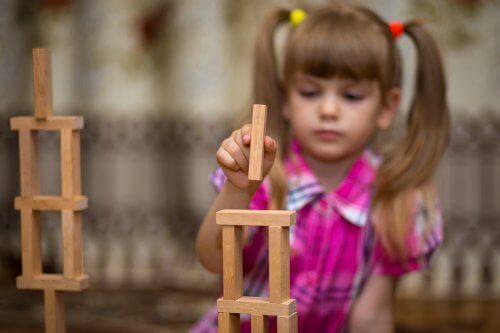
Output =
[
  {"x1": 15, "y1": 196, "x2": 88, "y2": 211},
  {"x1": 217, "y1": 297, "x2": 296, "y2": 317},
  {"x1": 11, "y1": 116, "x2": 84, "y2": 131},
  {"x1": 217, "y1": 210, "x2": 296, "y2": 227},
  {"x1": 17, "y1": 274, "x2": 89, "y2": 291}
]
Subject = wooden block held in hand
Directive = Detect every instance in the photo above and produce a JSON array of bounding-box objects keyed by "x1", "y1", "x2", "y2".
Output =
[
  {"x1": 248, "y1": 104, "x2": 267, "y2": 181},
  {"x1": 32, "y1": 48, "x2": 53, "y2": 119}
]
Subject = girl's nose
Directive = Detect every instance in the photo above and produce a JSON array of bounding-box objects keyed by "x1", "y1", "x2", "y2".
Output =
[{"x1": 320, "y1": 96, "x2": 340, "y2": 119}]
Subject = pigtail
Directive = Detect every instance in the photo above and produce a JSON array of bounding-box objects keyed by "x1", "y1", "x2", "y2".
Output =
[
  {"x1": 251, "y1": 8, "x2": 291, "y2": 210},
  {"x1": 374, "y1": 21, "x2": 450, "y2": 258}
]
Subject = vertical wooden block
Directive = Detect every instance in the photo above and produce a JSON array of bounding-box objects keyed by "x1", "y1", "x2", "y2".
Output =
[
  {"x1": 218, "y1": 312, "x2": 240, "y2": 333},
  {"x1": 222, "y1": 225, "x2": 243, "y2": 300},
  {"x1": 251, "y1": 315, "x2": 268, "y2": 333},
  {"x1": 19, "y1": 130, "x2": 40, "y2": 196},
  {"x1": 62, "y1": 211, "x2": 84, "y2": 278},
  {"x1": 44, "y1": 289, "x2": 65, "y2": 333},
  {"x1": 20, "y1": 209, "x2": 42, "y2": 277},
  {"x1": 32, "y1": 48, "x2": 53, "y2": 119},
  {"x1": 60, "y1": 129, "x2": 81, "y2": 197},
  {"x1": 248, "y1": 104, "x2": 267, "y2": 181},
  {"x1": 277, "y1": 312, "x2": 297, "y2": 333},
  {"x1": 269, "y1": 226, "x2": 290, "y2": 303}
]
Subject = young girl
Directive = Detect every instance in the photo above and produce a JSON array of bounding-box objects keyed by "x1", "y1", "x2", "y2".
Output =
[{"x1": 193, "y1": 3, "x2": 449, "y2": 332}]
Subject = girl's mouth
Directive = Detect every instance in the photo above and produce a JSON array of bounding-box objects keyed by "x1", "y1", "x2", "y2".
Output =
[{"x1": 315, "y1": 129, "x2": 342, "y2": 141}]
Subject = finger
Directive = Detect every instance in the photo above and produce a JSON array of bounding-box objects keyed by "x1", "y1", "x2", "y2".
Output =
[
  {"x1": 263, "y1": 136, "x2": 277, "y2": 161},
  {"x1": 241, "y1": 124, "x2": 252, "y2": 145},
  {"x1": 224, "y1": 137, "x2": 249, "y2": 172},
  {"x1": 216, "y1": 147, "x2": 240, "y2": 171},
  {"x1": 231, "y1": 130, "x2": 250, "y2": 162}
]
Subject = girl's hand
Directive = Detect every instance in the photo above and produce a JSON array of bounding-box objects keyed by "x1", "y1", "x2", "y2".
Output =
[{"x1": 216, "y1": 123, "x2": 277, "y2": 194}]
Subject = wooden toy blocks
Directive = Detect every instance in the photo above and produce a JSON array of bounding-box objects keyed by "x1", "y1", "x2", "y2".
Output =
[
  {"x1": 216, "y1": 105, "x2": 298, "y2": 333},
  {"x1": 10, "y1": 48, "x2": 89, "y2": 333}
]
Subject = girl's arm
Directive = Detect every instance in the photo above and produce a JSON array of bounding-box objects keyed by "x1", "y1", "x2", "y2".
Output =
[
  {"x1": 349, "y1": 275, "x2": 398, "y2": 333},
  {"x1": 195, "y1": 124, "x2": 277, "y2": 274},
  {"x1": 195, "y1": 181, "x2": 257, "y2": 274}
]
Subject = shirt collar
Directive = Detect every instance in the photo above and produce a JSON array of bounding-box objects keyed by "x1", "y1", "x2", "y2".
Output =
[{"x1": 284, "y1": 139, "x2": 381, "y2": 227}]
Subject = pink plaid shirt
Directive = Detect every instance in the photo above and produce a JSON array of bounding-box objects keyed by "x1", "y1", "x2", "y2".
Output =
[{"x1": 191, "y1": 139, "x2": 443, "y2": 332}]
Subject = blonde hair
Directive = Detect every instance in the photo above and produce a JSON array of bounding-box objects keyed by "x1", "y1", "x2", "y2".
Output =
[{"x1": 244, "y1": 4, "x2": 450, "y2": 259}]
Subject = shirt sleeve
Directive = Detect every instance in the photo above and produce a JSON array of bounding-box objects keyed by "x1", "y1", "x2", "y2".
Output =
[{"x1": 372, "y1": 192, "x2": 443, "y2": 276}]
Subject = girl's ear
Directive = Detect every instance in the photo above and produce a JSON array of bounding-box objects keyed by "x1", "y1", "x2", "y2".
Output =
[{"x1": 377, "y1": 87, "x2": 401, "y2": 130}]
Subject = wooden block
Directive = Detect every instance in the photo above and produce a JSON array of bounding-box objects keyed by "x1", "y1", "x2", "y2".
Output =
[
  {"x1": 269, "y1": 226, "x2": 290, "y2": 303},
  {"x1": 32, "y1": 48, "x2": 53, "y2": 119},
  {"x1": 251, "y1": 315, "x2": 268, "y2": 333},
  {"x1": 19, "y1": 130, "x2": 40, "y2": 197},
  {"x1": 11, "y1": 116, "x2": 84, "y2": 131},
  {"x1": 62, "y1": 211, "x2": 84, "y2": 278},
  {"x1": 15, "y1": 195, "x2": 88, "y2": 211},
  {"x1": 217, "y1": 210, "x2": 296, "y2": 227},
  {"x1": 248, "y1": 104, "x2": 267, "y2": 181},
  {"x1": 222, "y1": 225, "x2": 243, "y2": 300},
  {"x1": 60, "y1": 129, "x2": 82, "y2": 197},
  {"x1": 20, "y1": 209, "x2": 42, "y2": 277},
  {"x1": 217, "y1": 297, "x2": 296, "y2": 317},
  {"x1": 277, "y1": 312, "x2": 297, "y2": 333},
  {"x1": 17, "y1": 274, "x2": 89, "y2": 291},
  {"x1": 44, "y1": 289, "x2": 65, "y2": 333},
  {"x1": 218, "y1": 312, "x2": 240, "y2": 333}
]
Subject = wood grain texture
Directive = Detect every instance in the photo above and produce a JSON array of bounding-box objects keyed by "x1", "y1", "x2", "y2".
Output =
[
  {"x1": 269, "y1": 226, "x2": 290, "y2": 303},
  {"x1": 248, "y1": 104, "x2": 267, "y2": 181},
  {"x1": 277, "y1": 312, "x2": 298, "y2": 333},
  {"x1": 44, "y1": 289, "x2": 65, "y2": 333},
  {"x1": 217, "y1": 210, "x2": 296, "y2": 227},
  {"x1": 15, "y1": 196, "x2": 88, "y2": 211},
  {"x1": 218, "y1": 312, "x2": 240, "y2": 333},
  {"x1": 251, "y1": 315, "x2": 268, "y2": 333},
  {"x1": 222, "y1": 225, "x2": 243, "y2": 300},
  {"x1": 217, "y1": 297, "x2": 296, "y2": 317},
  {"x1": 20, "y1": 209, "x2": 42, "y2": 277},
  {"x1": 62, "y1": 211, "x2": 84, "y2": 278},
  {"x1": 11, "y1": 116, "x2": 84, "y2": 130},
  {"x1": 17, "y1": 274, "x2": 89, "y2": 291},
  {"x1": 60, "y1": 129, "x2": 82, "y2": 197},
  {"x1": 32, "y1": 48, "x2": 53, "y2": 119}
]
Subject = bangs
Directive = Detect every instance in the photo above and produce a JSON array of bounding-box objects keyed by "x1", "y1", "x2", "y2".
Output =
[{"x1": 284, "y1": 10, "x2": 389, "y2": 84}]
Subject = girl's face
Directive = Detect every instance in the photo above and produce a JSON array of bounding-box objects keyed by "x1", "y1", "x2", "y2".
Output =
[{"x1": 284, "y1": 73, "x2": 398, "y2": 162}]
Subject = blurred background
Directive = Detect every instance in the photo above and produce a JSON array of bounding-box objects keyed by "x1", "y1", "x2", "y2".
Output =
[{"x1": 0, "y1": 0, "x2": 499, "y2": 332}]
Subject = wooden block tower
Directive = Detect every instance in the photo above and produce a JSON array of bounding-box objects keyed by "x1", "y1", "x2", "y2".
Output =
[
  {"x1": 216, "y1": 104, "x2": 298, "y2": 333},
  {"x1": 10, "y1": 48, "x2": 89, "y2": 333}
]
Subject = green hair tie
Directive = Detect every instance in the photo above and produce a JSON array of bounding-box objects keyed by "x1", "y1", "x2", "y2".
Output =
[{"x1": 290, "y1": 9, "x2": 307, "y2": 27}]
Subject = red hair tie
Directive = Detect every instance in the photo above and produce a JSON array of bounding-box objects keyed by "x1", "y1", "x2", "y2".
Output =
[{"x1": 389, "y1": 21, "x2": 404, "y2": 39}]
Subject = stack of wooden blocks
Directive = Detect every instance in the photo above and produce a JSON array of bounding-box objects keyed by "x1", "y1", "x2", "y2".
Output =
[
  {"x1": 216, "y1": 105, "x2": 298, "y2": 333},
  {"x1": 10, "y1": 48, "x2": 89, "y2": 333}
]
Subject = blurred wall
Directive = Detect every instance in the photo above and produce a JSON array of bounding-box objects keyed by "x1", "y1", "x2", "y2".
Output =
[{"x1": 0, "y1": 0, "x2": 499, "y2": 298}]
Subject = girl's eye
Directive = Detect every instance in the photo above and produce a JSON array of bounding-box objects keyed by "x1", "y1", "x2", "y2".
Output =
[
  {"x1": 344, "y1": 92, "x2": 364, "y2": 101},
  {"x1": 299, "y1": 90, "x2": 319, "y2": 98}
]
